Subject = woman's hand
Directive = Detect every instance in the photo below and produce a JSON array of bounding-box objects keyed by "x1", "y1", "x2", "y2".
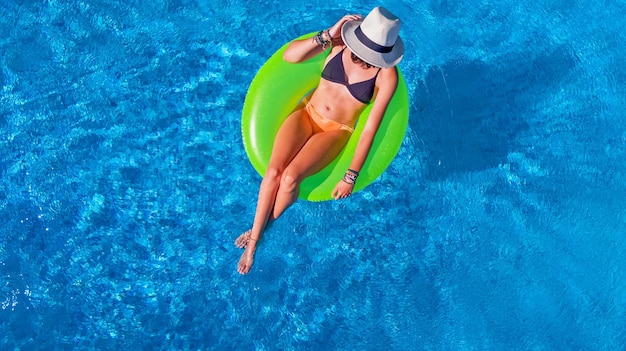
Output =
[
  {"x1": 332, "y1": 179, "x2": 355, "y2": 200},
  {"x1": 328, "y1": 14, "x2": 362, "y2": 41}
]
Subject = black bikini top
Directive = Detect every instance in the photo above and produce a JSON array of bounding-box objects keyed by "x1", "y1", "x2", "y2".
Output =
[{"x1": 321, "y1": 47, "x2": 380, "y2": 104}]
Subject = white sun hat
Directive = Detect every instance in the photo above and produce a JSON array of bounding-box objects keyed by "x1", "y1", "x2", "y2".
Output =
[{"x1": 341, "y1": 7, "x2": 404, "y2": 68}]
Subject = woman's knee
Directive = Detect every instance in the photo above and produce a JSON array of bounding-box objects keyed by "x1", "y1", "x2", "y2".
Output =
[
  {"x1": 263, "y1": 166, "x2": 283, "y2": 184},
  {"x1": 279, "y1": 167, "x2": 302, "y2": 192}
]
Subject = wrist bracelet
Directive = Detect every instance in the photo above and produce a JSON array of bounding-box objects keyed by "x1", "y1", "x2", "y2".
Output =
[
  {"x1": 343, "y1": 170, "x2": 358, "y2": 185},
  {"x1": 324, "y1": 29, "x2": 333, "y2": 42},
  {"x1": 314, "y1": 30, "x2": 331, "y2": 49}
]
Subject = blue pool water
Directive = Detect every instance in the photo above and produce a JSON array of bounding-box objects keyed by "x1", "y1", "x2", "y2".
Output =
[{"x1": 1, "y1": 0, "x2": 625, "y2": 349}]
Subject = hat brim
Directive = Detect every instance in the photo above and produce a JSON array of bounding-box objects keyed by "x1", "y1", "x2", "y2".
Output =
[{"x1": 341, "y1": 20, "x2": 404, "y2": 69}]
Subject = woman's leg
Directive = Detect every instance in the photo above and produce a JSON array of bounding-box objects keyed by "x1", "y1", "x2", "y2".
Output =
[
  {"x1": 271, "y1": 129, "x2": 351, "y2": 220},
  {"x1": 237, "y1": 108, "x2": 312, "y2": 274}
]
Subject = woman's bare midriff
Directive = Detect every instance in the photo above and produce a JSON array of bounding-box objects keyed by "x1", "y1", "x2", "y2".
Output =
[{"x1": 308, "y1": 79, "x2": 367, "y2": 126}]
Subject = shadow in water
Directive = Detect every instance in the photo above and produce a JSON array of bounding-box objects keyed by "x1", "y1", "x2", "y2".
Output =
[{"x1": 410, "y1": 46, "x2": 576, "y2": 180}]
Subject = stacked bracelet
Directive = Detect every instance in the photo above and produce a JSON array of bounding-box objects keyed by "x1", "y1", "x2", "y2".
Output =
[
  {"x1": 324, "y1": 30, "x2": 332, "y2": 42},
  {"x1": 342, "y1": 169, "x2": 359, "y2": 185},
  {"x1": 312, "y1": 30, "x2": 332, "y2": 49}
]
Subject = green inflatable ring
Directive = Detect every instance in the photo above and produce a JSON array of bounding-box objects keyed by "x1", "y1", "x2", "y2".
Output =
[{"x1": 241, "y1": 33, "x2": 409, "y2": 202}]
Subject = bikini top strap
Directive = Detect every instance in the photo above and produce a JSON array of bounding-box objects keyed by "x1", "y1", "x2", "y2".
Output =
[{"x1": 327, "y1": 46, "x2": 346, "y2": 63}]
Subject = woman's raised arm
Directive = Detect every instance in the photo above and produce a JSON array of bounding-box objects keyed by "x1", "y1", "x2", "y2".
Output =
[{"x1": 283, "y1": 14, "x2": 361, "y2": 63}]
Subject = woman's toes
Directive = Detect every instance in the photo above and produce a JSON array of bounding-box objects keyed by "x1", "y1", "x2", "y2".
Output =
[{"x1": 234, "y1": 230, "x2": 251, "y2": 248}]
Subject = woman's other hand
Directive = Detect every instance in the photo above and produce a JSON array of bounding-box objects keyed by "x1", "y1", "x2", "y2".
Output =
[{"x1": 332, "y1": 179, "x2": 355, "y2": 200}]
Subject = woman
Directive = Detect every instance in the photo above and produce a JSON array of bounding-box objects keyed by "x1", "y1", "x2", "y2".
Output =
[{"x1": 236, "y1": 7, "x2": 404, "y2": 274}]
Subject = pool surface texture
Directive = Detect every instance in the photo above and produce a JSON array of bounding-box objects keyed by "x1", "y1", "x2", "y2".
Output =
[{"x1": 1, "y1": 0, "x2": 625, "y2": 350}]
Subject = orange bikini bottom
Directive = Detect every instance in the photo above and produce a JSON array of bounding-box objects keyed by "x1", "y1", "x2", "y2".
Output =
[{"x1": 302, "y1": 97, "x2": 354, "y2": 134}]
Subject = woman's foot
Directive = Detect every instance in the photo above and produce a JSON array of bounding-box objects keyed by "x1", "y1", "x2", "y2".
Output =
[
  {"x1": 237, "y1": 248, "x2": 255, "y2": 275},
  {"x1": 234, "y1": 230, "x2": 251, "y2": 248}
]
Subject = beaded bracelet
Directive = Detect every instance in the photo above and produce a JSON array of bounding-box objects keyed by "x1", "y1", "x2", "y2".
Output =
[
  {"x1": 312, "y1": 30, "x2": 331, "y2": 49},
  {"x1": 318, "y1": 30, "x2": 330, "y2": 49},
  {"x1": 342, "y1": 175, "x2": 355, "y2": 185},
  {"x1": 342, "y1": 169, "x2": 358, "y2": 185},
  {"x1": 324, "y1": 30, "x2": 332, "y2": 43}
]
